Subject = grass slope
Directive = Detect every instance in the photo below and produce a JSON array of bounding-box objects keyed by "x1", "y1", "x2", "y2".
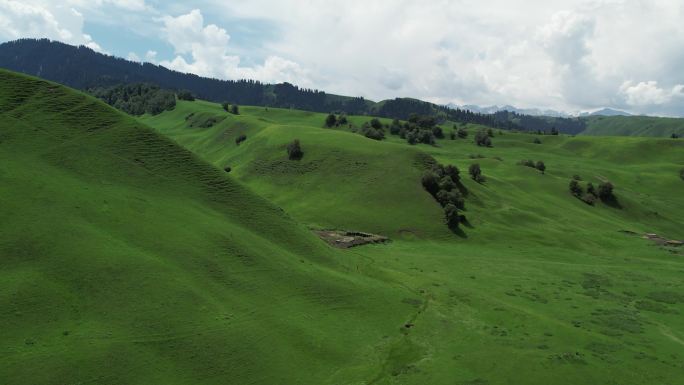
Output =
[
  {"x1": 581, "y1": 115, "x2": 684, "y2": 137},
  {"x1": 0, "y1": 70, "x2": 421, "y2": 385},
  {"x1": 143, "y1": 99, "x2": 684, "y2": 384}
]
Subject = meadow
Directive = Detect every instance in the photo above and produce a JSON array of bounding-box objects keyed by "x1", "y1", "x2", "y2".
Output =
[{"x1": 1, "y1": 69, "x2": 683, "y2": 384}]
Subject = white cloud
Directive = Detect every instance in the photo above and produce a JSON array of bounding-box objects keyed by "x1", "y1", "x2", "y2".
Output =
[
  {"x1": 145, "y1": 50, "x2": 157, "y2": 62},
  {"x1": 127, "y1": 51, "x2": 140, "y2": 61},
  {"x1": 0, "y1": 0, "x2": 102, "y2": 51},
  {"x1": 620, "y1": 81, "x2": 684, "y2": 106},
  {"x1": 158, "y1": 9, "x2": 312, "y2": 86}
]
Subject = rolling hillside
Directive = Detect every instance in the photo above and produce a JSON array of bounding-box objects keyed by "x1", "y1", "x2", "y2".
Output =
[
  {"x1": 0, "y1": 69, "x2": 416, "y2": 385},
  {"x1": 142, "y1": 99, "x2": 684, "y2": 384},
  {"x1": 581, "y1": 115, "x2": 684, "y2": 137},
  {"x1": 3, "y1": 68, "x2": 684, "y2": 385}
]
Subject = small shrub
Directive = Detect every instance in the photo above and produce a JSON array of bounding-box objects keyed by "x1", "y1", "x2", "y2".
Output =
[
  {"x1": 457, "y1": 128, "x2": 468, "y2": 139},
  {"x1": 230, "y1": 104, "x2": 239, "y2": 115},
  {"x1": 573, "y1": 174, "x2": 582, "y2": 181},
  {"x1": 519, "y1": 159, "x2": 535, "y2": 168},
  {"x1": 444, "y1": 164, "x2": 460, "y2": 183},
  {"x1": 370, "y1": 118, "x2": 383, "y2": 130},
  {"x1": 569, "y1": 179, "x2": 583, "y2": 197},
  {"x1": 421, "y1": 170, "x2": 440, "y2": 196},
  {"x1": 449, "y1": 131, "x2": 456, "y2": 140},
  {"x1": 469, "y1": 163, "x2": 484, "y2": 182},
  {"x1": 444, "y1": 203, "x2": 461, "y2": 229},
  {"x1": 533, "y1": 138, "x2": 542, "y2": 144},
  {"x1": 235, "y1": 134, "x2": 247, "y2": 145},
  {"x1": 325, "y1": 113, "x2": 337, "y2": 127},
  {"x1": 598, "y1": 182, "x2": 615, "y2": 202},
  {"x1": 680, "y1": 168, "x2": 684, "y2": 181},
  {"x1": 536, "y1": 161, "x2": 546, "y2": 174},
  {"x1": 338, "y1": 114, "x2": 348, "y2": 125},
  {"x1": 487, "y1": 128, "x2": 495, "y2": 138},
  {"x1": 475, "y1": 130, "x2": 492, "y2": 147},
  {"x1": 582, "y1": 193, "x2": 597, "y2": 205},
  {"x1": 287, "y1": 139, "x2": 303, "y2": 160},
  {"x1": 221, "y1": 101, "x2": 230, "y2": 112},
  {"x1": 432, "y1": 126, "x2": 444, "y2": 139},
  {"x1": 390, "y1": 119, "x2": 401, "y2": 135},
  {"x1": 223, "y1": 166, "x2": 232, "y2": 173},
  {"x1": 469, "y1": 154, "x2": 485, "y2": 159},
  {"x1": 586, "y1": 182, "x2": 597, "y2": 197}
]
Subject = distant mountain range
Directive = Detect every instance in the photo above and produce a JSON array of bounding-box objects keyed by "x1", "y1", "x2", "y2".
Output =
[{"x1": 452, "y1": 104, "x2": 632, "y2": 118}]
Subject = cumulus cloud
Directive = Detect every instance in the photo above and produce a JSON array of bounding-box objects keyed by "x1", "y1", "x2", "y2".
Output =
[
  {"x1": 158, "y1": 9, "x2": 312, "y2": 86},
  {"x1": 620, "y1": 81, "x2": 684, "y2": 106},
  {"x1": 0, "y1": 0, "x2": 102, "y2": 51}
]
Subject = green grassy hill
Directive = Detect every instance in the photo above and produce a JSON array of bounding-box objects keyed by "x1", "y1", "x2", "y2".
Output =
[
  {"x1": 0, "y1": 70, "x2": 419, "y2": 385},
  {"x1": 581, "y1": 115, "x2": 684, "y2": 137},
  {"x1": 141, "y1": 99, "x2": 684, "y2": 384},
  {"x1": 4, "y1": 68, "x2": 684, "y2": 385}
]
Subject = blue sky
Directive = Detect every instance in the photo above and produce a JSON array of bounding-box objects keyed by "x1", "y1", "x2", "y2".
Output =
[{"x1": 1, "y1": 0, "x2": 683, "y2": 116}]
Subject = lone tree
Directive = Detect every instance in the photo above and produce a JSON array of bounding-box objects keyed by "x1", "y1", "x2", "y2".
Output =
[
  {"x1": 469, "y1": 163, "x2": 484, "y2": 182},
  {"x1": 287, "y1": 139, "x2": 303, "y2": 160},
  {"x1": 444, "y1": 204, "x2": 461, "y2": 229},
  {"x1": 475, "y1": 130, "x2": 492, "y2": 147},
  {"x1": 598, "y1": 181, "x2": 615, "y2": 202},
  {"x1": 535, "y1": 161, "x2": 546, "y2": 174},
  {"x1": 230, "y1": 104, "x2": 240, "y2": 115},
  {"x1": 325, "y1": 114, "x2": 337, "y2": 127},
  {"x1": 569, "y1": 179, "x2": 583, "y2": 197}
]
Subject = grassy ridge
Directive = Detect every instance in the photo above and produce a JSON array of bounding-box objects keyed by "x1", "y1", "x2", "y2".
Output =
[
  {"x1": 0, "y1": 70, "x2": 419, "y2": 385},
  {"x1": 142, "y1": 99, "x2": 684, "y2": 384},
  {"x1": 581, "y1": 115, "x2": 684, "y2": 137}
]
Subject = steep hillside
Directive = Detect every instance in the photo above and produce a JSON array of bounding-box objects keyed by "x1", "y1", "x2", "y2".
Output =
[
  {"x1": 581, "y1": 115, "x2": 684, "y2": 137},
  {"x1": 0, "y1": 70, "x2": 414, "y2": 385}
]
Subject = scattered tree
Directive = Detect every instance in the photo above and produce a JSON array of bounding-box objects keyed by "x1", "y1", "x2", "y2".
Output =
[
  {"x1": 487, "y1": 128, "x2": 495, "y2": 138},
  {"x1": 535, "y1": 161, "x2": 546, "y2": 174},
  {"x1": 469, "y1": 163, "x2": 484, "y2": 182},
  {"x1": 230, "y1": 104, "x2": 240, "y2": 115},
  {"x1": 457, "y1": 127, "x2": 468, "y2": 139},
  {"x1": 221, "y1": 101, "x2": 230, "y2": 112},
  {"x1": 475, "y1": 130, "x2": 492, "y2": 147},
  {"x1": 370, "y1": 118, "x2": 383, "y2": 130},
  {"x1": 582, "y1": 193, "x2": 597, "y2": 205},
  {"x1": 444, "y1": 203, "x2": 461, "y2": 229},
  {"x1": 432, "y1": 126, "x2": 445, "y2": 139},
  {"x1": 338, "y1": 114, "x2": 348, "y2": 125},
  {"x1": 586, "y1": 182, "x2": 596, "y2": 197},
  {"x1": 287, "y1": 139, "x2": 303, "y2": 160},
  {"x1": 598, "y1": 181, "x2": 615, "y2": 202},
  {"x1": 325, "y1": 113, "x2": 337, "y2": 127},
  {"x1": 680, "y1": 168, "x2": 684, "y2": 181},
  {"x1": 421, "y1": 170, "x2": 441, "y2": 196},
  {"x1": 533, "y1": 138, "x2": 542, "y2": 144},
  {"x1": 569, "y1": 179, "x2": 583, "y2": 197},
  {"x1": 439, "y1": 176, "x2": 456, "y2": 192},
  {"x1": 672, "y1": 133, "x2": 680, "y2": 139}
]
